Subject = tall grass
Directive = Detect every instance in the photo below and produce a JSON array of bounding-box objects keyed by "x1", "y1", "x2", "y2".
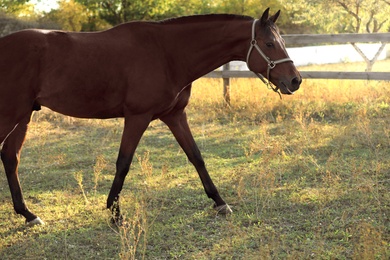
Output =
[{"x1": 190, "y1": 75, "x2": 389, "y2": 124}]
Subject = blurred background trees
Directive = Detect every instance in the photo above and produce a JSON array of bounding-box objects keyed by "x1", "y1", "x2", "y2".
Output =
[{"x1": 0, "y1": 0, "x2": 389, "y2": 35}]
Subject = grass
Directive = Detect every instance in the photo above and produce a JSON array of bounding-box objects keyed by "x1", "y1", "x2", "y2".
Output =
[{"x1": 0, "y1": 60, "x2": 389, "y2": 259}]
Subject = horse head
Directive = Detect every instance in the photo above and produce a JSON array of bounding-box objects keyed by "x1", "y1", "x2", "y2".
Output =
[{"x1": 246, "y1": 8, "x2": 302, "y2": 95}]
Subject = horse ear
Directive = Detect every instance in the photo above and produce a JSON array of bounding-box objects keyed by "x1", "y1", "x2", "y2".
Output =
[
  {"x1": 269, "y1": 10, "x2": 281, "y2": 23},
  {"x1": 260, "y1": 8, "x2": 270, "y2": 25}
]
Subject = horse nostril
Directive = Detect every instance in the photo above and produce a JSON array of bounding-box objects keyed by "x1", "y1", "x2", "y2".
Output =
[{"x1": 291, "y1": 77, "x2": 302, "y2": 91}]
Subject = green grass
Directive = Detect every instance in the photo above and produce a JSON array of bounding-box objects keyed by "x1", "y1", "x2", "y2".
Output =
[{"x1": 0, "y1": 61, "x2": 389, "y2": 259}]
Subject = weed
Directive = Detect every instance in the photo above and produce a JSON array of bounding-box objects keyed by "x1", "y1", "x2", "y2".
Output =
[
  {"x1": 136, "y1": 151, "x2": 153, "y2": 178},
  {"x1": 93, "y1": 155, "x2": 107, "y2": 194},
  {"x1": 113, "y1": 198, "x2": 148, "y2": 260},
  {"x1": 73, "y1": 170, "x2": 89, "y2": 204}
]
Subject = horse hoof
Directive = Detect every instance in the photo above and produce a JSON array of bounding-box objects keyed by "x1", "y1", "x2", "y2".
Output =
[
  {"x1": 26, "y1": 217, "x2": 45, "y2": 226},
  {"x1": 214, "y1": 204, "x2": 233, "y2": 215}
]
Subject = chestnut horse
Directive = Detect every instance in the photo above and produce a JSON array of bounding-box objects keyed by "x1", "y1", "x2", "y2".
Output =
[{"x1": 0, "y1": 8, "x2": 301, "y2": 225}]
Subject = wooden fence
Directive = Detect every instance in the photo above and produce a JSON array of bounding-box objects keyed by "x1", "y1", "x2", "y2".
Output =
[{"x1": 203, "y1": 32, "x2": 390, "y2": 103}]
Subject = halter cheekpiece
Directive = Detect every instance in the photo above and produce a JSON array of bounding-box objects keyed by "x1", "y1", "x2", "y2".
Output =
[{"x1": 246, "y1": 19, "x2": 292, "y2": 95}]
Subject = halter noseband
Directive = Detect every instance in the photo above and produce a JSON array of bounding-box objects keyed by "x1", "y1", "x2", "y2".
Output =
[{"x1": 246, "y1": 19, "x2": 292, "y2": 96}]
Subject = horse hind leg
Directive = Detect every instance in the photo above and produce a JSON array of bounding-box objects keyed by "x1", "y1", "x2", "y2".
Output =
[{"x1": 1, "y1": 113, "x2": 44, "y2": 225}]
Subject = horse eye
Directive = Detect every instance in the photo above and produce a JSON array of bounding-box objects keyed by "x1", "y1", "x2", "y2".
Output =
[{"x1": 266, "y1": 42, "x2": 274, "y2": 47}]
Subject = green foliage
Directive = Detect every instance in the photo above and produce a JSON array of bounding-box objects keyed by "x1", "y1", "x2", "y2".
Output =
[
  {"x1": 0, "y1": 10, "x2": 59, "y2": 37},
  {"x1": 286, "y1": 0, "x2": 390, "y2": 33},
  {"x1": 2, "y1": 0, "x2": 390, "y2": 33},
  {"x1": 0, "y1": 0, "x2": 28, "y2": 14},
  {"x1": 47, "y1": 0, "x2": 89, "y2": 31}
]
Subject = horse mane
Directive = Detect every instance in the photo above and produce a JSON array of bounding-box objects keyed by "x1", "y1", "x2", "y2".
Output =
[
  {"x1": 156, "y1": 14, "x2": 279, "y2": 32},
  {"x1": 157, "y1": 14, "x2": 253, "y2": 25}
]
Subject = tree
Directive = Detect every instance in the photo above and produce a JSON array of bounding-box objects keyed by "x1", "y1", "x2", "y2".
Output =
[
  {"x1": 215, "y1": 0, "x2": 281, "y2": 17},
  {"x1": 300, "y1": 0, "x2": 390, "y2": 33},
  {"x1": 73, "y1": 0, "x2": 110, "y2": 31},
  {"x1": 330, "y1": 0, "x2": 389, "y2": 33},
  {"x1": 97, "y1": 0, "x2": 167, "y2": 24},
  {"x1": 75, "y1": 0, "x2": 217, "y2": 26},
  {"x1": 48, "y1": 0, "x2": 88, "y2": 31},
  {"x1": 0, "y1": 0, "x2": 29, "y2": 14}
]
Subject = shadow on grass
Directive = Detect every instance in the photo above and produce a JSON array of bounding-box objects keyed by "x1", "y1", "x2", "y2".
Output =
[{"x1": 0, "y1": 108, "x2": 389, "y2": 259}]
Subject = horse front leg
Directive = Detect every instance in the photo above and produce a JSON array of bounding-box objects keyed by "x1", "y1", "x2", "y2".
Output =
[
  {"x1": 1, "y1": 114, "x2": 44, "y2": 225},
  {"x1": 161, "y1": 110, "x2": 232, "y2": 214},
  {"x1": 107, "y1": 114, "x2": 151, "y2": 224}
]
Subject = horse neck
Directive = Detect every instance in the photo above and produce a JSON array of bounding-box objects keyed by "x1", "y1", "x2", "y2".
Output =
[{"x1": 159, "y1": 16, "x2": 252, "y2": 85}]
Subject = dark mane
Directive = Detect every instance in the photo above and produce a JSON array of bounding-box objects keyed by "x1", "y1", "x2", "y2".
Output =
[{"x1": 158, "y1": 14, "x2": 253, "y2": 25}]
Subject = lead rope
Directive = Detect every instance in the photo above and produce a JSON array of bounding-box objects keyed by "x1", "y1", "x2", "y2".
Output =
[{"x1": 246, "y1": 19, "x2": 292, "y2": 99}]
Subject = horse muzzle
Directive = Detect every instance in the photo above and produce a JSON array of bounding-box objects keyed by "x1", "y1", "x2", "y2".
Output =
[{"x1": 278, "y1": 75, "x2": 302, "y2": 95}]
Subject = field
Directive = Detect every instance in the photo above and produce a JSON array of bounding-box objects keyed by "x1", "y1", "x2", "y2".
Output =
[{"x1": 0, "y1": 61, "x2": 389, "y2": 259}]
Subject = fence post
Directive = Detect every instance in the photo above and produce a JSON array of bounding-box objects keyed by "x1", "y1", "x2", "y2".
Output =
[{"x1": 223, "y1": 63, "x2": 230, "y2": 106}]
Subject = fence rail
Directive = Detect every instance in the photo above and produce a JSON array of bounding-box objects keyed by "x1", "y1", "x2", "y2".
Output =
[
  {"x1": 205, "y1": 71, "x2": 390, "y2": 81},
  {"x1": 283, "y1": 32, "x2": 390, "y2": 45},
  {"x1": 202, "y1": 32, "x2": 390, "y2": 103}
]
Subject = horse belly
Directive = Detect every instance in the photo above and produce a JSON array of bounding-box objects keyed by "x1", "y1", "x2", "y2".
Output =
[
  {"x1": 37, "y1": 79, "x2": 126, "y2": 119},
  {"x1": 37, "y1": 47, "x2": 128, "y2": 118}
]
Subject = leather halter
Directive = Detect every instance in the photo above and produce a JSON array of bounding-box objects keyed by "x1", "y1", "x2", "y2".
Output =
[{"x1": 246, "y1": 19, "x2": 292, "y2": 95}]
